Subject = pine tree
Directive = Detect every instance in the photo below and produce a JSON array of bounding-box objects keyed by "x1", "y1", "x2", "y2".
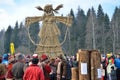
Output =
[
  {"x1": 18, "y1": 22, "x2": 29, "y2": 47},
  {"x1": 111, "y1": 7, "x2": 120, "y2": 53},
  {"x1": 11, "y1": 21, "x2": 20, "y2": 49},
  {"x1": 76, "y1": 7, "x2": 87, "y2": 49},
  {"x1": 104, "y1": 14, "x2": 112, "y2": 53},
  {"x1": 85, "y1": 8, "x2": 96, "y2": 49},
  {"x1": 96, "y1": 5, "x2": 105, "y2": 54},
  {"x1": 4, "y1": 25, "x2": 13, "y2": 53},
  {"x1": 69, "y1": 9, "x2": 78, "y2": 55},
  {"x1": 0, "y1": 30, "x2": 5, "y2": 54}
]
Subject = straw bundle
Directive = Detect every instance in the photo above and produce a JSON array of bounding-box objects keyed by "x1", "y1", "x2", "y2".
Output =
[
  {"x1": 71, "y1": 67, "x2": 79, "y2": 80},
  {"x1": 90, "y1": 50, "x2": 101, "y2": 80},
  {"x1": 78, "y1": 50, "x2": 90, "y2": 80}
]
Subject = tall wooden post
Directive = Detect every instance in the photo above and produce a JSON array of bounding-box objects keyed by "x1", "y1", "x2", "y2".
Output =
[
  {"x1": 78, "y1": 49, "x2": 101, "y2": 80},
  {"x1": 90, "y1": 50, "x2": 101, "y2": 80},
  {"x1": 79, "y1": 50, "x2": 90, "y2": 80}
]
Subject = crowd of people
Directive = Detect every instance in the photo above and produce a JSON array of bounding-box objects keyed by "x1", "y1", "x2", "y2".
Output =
[
  {"x1": 0, "y1": 52, "x2": 120, "y2": 80},
  {"x1": 0, "y1": 53, "x2": 77, "y2": 80},
  {"x1": 101, "y1": 53, "x2": 120, "y2": 80}
]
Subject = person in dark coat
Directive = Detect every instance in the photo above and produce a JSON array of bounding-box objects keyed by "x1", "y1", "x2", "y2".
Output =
[
  {"x1": 111, "y1": 66, "x2": 117, "y2": 80},
  {"x1": 49, "y1": 58, "x2": 57, "y2": 80},
  {"x1": 12, "y1": 53, "x2": 25, "y2": 80}
]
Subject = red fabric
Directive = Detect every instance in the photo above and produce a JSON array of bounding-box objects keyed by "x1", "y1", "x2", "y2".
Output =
[
  {"x1": 6, "y1": 69, "x2": 14, "y2": 78},
  {"x1": 43, "y1": 64, "x2": 51, "y2": 80},
  {"x1": 101, "y1": 76, "x2": 104, "y2": 80},
  {"x1": 6, "y1": 63, "x2": 14, "y2": 78},
  {"x1": 41, "y1": 54, "x2": 48, "y2": 61},
  {"x1": 44, "y1": 65, "x2": 51, "y2": 73},
  {"x1": 23, "y1": 64, "x2": 45, "y2": 80},
  {"x1": 7, "y1": 63, "x2": 13, "y2": 70},
  {"x1": 111, "y1": 58, "x2": 114, "y2": 64},
  {"x1": 105, "y1": 58, "x2": 108, "y2": 66},
  {"x1": 105, "y1": 58, "x2": 114, "y2": 66},
  {"x1": 0, "y1": 74, "x2": 5, "y2": 79}
]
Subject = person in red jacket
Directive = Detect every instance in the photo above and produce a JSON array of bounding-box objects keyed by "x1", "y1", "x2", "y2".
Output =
[
  {"x1": 23, "y1": 58, "x2": 45, "y2": 80},
  {"x1": 6, "y1": 57, "x2": 15, "y2": 79}
]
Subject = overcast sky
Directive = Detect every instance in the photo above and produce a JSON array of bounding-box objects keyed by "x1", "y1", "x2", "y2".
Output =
[{"x1": 0, "y1": 0, "x2": 120, "y2": 30}]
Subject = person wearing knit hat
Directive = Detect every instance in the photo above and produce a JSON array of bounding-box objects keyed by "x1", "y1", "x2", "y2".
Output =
[
  {"x1": 28, "y1": 53, "x2": 39, "y2": 66},
  {"x1": 41, "y1": 54, "x2": 51, "y2": 80},
  {"x1": 23, "y1": 58, "x2": 45, "y2": 80},
  {"x1": 2, "y1": 53, "x2": 9, "y2": 65},
  {"x1": 41, "y1": 54, "x2": 48, "y2": 61},
  {"x1": 32, "y1": 58, "x2": 39, "y2": 64},
  {"x1": 32, "y1": 53, "x2": 38, "y2": 58},
  {"x1": 11, "y1": 53, "x2": 25, "y2": 80}
]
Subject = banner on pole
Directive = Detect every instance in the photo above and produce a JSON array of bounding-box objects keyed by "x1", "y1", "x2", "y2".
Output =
[{"x1": 10, "y1": 42, "x2": 15, "y2": 55}]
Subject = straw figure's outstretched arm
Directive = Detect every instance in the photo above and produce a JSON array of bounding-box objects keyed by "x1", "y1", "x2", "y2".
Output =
[
  {"x1": 55, "y1": 15, "x2": 72, "y2": 27},
  {"x1": 25, "y1": 16, "x2": 43, "y2": 27},
  {"x1": 25, "y1": 16, "x2": 43, "y2": 46}
]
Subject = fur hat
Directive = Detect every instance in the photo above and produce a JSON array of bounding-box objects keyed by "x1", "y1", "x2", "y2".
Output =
[{"x1": 41, "y1": 54, "x2": 48, "y2": 61}]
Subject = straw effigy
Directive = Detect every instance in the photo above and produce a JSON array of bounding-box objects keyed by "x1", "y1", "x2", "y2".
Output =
[{"x1": 25, "y1": 4, "x2": 72, "y2": 58}]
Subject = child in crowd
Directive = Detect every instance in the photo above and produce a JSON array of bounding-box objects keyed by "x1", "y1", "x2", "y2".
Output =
[{"x1": 107, "y1": 59, "x2": 116, "y2": 80}]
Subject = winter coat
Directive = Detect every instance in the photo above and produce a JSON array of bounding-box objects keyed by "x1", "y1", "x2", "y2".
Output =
[
  {"x1": 57, "y1": 60, "x2": 67, "y2": 80},
  {"x1": 6, "y1": 63, "x2": 14, "y2": 79},
  {"x1": 23, "y1": 64, "x2": 45, "y2": 80},
  {"x1": 12, "y1": 62, "x2": 25, "y2": 79},
  {"x1": 111, "y1": 70, "x2": 117, "y2": 80},
  {"x1": 107, "y1": 63, "x2": 115, "y2": 74},
  {"x1": 114, "y1": 58, "x2": 120, "y2": 69},
  {"x1": 0, "y1": 64, "x2": 6, "y2": 80},
  {"x1": 43, "y1": 64, "x2": 51, "y2": 80}
]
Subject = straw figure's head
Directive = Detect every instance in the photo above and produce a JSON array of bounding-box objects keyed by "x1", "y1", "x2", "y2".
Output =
[{"x1": 36, "y1": 4, "x2": 63, "y2": 16}]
